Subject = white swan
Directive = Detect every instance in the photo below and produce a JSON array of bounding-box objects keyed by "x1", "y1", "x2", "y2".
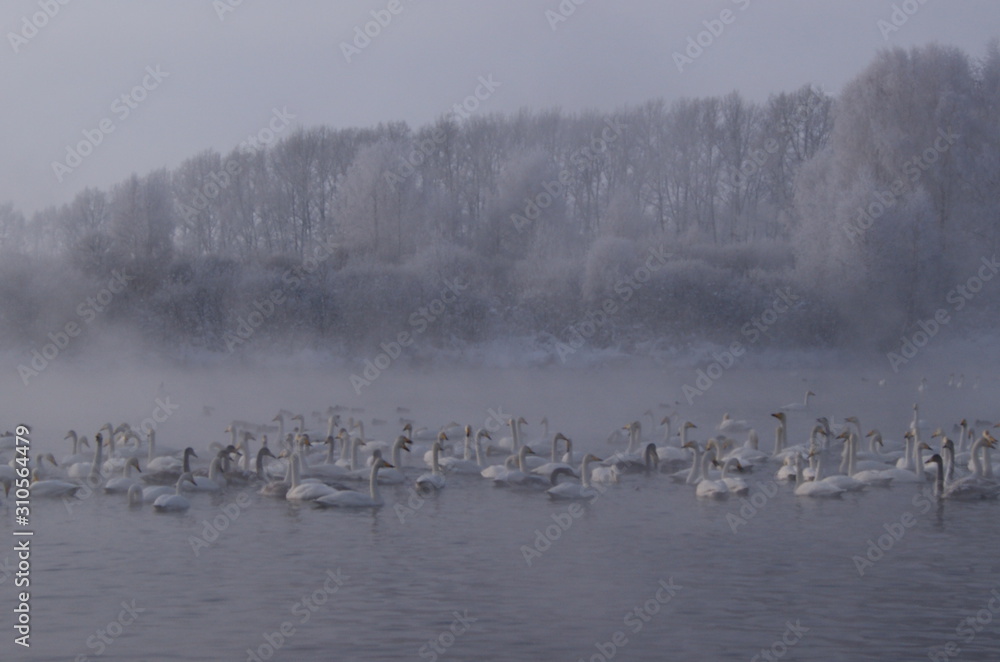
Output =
[
  {"x1": 416, "y1": 440, "x2": 446, "y2": 491},
  {"x1": 286, "y1": 454, "x2": 340, "y2": 501},
  {"x1": 67, "y1": 431, "x2": 105, "y2": 480},
  {"x1": 547, "y1": 454, "x2": 603, "y2": 500},
  {"x1": 314, "y1": 457, "x2": 392, "y2": 508},
  {"x1": 793, "y1": 452, "x2": 844, "y2": 498},
  {"x1": 695, "y1": 447, "x2": 729, "y2": 499},
  {"x1": 492, "y1": 446, "x2": 547, "y2": 487},
  {"x1": 716, "y1": 457, "x2": 749, "y2": 495},
  {"x1": 531, "y1": 433, "x2": 577, "y2": 478},
  {"x1": 153, "y1": 473, "x2": 198, "y2": 512},
  {"x1": 926, "y1": 453, "x2": 1000, "y2": 500},
  {"x1": 30, "y1": 469, "x2": 82, "y2": 498},
  {"x1": 104, "y1": 457, "x2": 142, "y2": 493},
  {"x1": 373, "y1": 436, "x2": 412, "y2": 483},
  {"x1": 717, "y1": 413, "x2": 750, "y2": 434},
  {"x1": 655, "y1": 420, "x2": 693, "y2": 465},
  {"x1": 841, "y1": 432, "x2": 893, "y2": 487},
  {"x1": 441, "y1": 430, "x2": 490, "y2": 474},
  {"x1": 779, "y1": 390, "x2": 815, "y2": 412},
  {"x1": 61, "y1": 430, "x2": 91, "y2": 466}
]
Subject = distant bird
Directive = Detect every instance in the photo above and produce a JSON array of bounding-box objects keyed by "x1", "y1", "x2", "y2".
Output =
[
  {"x1": 779, "y1": 390, "x2": 815, "y2": 412},
  {"x1": 717, "y1": 413, "x2": 750, "y2": 434}
]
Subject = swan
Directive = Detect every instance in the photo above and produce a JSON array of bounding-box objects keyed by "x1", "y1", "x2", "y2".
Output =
[
  {"x1": 695, "y1": 447, "x2": 729, "y2": 499},
  {"x1": 670, "y1": 441, "x2": 702, "y2": 484},
  {"x1": 793, "y1": 453, "x2": 844, "y2": 498},
  {"x1": 314, "y1": 457, "x2": 393, "y2": 508},
  {"x1": 415, "y1": 440, "x2": 446, "y2": 491},
  {"x1": 67, "y1": 431, "x2": 104, "y2": 480},
  {"x1": 492, "y1": 446, "x2": 547, "y2": 487},
  {"x1": 188, "y1": 454, "x2": 228, "y2": 492},
  {"x1": 814, "y1": 435, "x2": 865, "y2": 492},
  {"x1": 531, "y1": 433, "x2": 577, "y2": 478},
  {"x1": 770, "y1": 413, "x2": 788, "y2": 459},
  {"x1": 589, "y1": 458, "x2": 621, "y2": 485},
  {"x1": 30, "y1": 469, "x2": 82, "y2": 498},
  {"x1": 495, "y1": 417, "x2": 528, "y2": 453},
  {"x1": 926, "y1": 453, "x2": 1000, "y2": 500},
  {"x1": 61, "y1": 430, "x2": 91, "y2": 466},
  {"x1": 865, "y1": 429, "x2": 905, "y2": 463},
  {"x1": 723, "y1": 429, "x2": 769, "y2": 468},
  {"x1": 254, "y1": 446, "x2": 277, "y2": 481},
  {"x1": 716, "y1": 457, "x2": 749, "y2": 495},
  {"x1": 372, "y1": 436, "x2": 412, "y2": 483},
  {"x1": 547, "y1": 454, "x2": 603, "y2": 500},
  {"x1": 655, "y1": 419, "x2": 692, "y2": 465},
  {"x1": 440, "y1": 430, "x2": 490, "y2": 474},
  {"x1": 780, "y1": 390, "x2": 815, "y2": 412},
  {"x1": 286, "y1": 454, "x2": 340, "y2": 501},
  {"x1": 144, "y1": 446, "x2": 198, "y2": 482},
  {"x1": 304, "y1": 435, "x2": 351, "y2": 481},
  {"x1": 422, "y1": 432, "x2": 450, "y2": 468},
  {"x1": 717, "y1": 413, "x2": 751, "y2": 434},
  {"x1": 153, "y1": 473, "x2": 198, "y2": 512},
  {"x1": 104, "y1": 457, "x2": 143, "y2": 493},
  {"x1": 841, "y1": 432, "x2": 893, "y2": 487}
]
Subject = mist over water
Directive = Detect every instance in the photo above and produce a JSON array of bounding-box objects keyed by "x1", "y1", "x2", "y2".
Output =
[{"x1": 3, "y1": 5, "x2": 1000, "y2": 659}]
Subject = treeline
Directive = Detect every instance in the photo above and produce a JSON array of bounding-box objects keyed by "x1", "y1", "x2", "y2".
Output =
[{"x1": 2, "y1": 42, "x2": 999, "y2": 359}]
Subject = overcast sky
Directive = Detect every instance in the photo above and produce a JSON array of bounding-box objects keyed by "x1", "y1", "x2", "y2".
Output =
[{"x1": 3, "y1": 0, "x2": 998, "y2": 214}]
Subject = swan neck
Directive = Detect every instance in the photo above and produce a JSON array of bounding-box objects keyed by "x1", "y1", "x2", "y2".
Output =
[{"x1": 369, "y1": 463, "x2": 381, "y2": 501}]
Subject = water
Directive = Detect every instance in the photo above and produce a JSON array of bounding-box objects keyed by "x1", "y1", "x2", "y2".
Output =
[{"x1": 4, "y1": 356, "x2": 1000, "y2": 661}]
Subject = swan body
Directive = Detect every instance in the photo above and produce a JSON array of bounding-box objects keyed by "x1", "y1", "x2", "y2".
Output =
[
  {"x1": 779, "y1": 390, "x2": 815, "y2": 412},
  {"x1": 415, "y1": 440, "x2": 446, "y2": 491},
  {"x1": 30, "y1": 470, "x2": 82, "y2": 498},
  {"x1": 441, "y1": 430, "x2": 489, "y2": 474},
  {"x1": 286, "y1": 455, "x2": 339, "y2": 501},
  {"x1": 717, "y1": 413, "x2": 750, "y2": 434},
  {"x1": 153, "y1": 473, "x2": 198, "y2": 512},
  {"x1": 794, "y1": 453, "x2": 844, "y2": 498},
  {"x1": 104, "y1": 457, "x2": 143, "y2": 493},
  {"x1": 314, "y1": 457, "x2": 392, "y2": 508},
  {"x1": 547, "y1": 454, "x2": 603, "y2": 500},
  {"x1": 695, "y1": 447, "x2": 729, "y2": 499}
]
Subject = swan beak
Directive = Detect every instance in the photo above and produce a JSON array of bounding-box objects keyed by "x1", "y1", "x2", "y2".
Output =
[
  {"x1": 483, "y1": 432, "x2": 492, "y2": 440},
  {"x1": 383, "y1": 461, "x2": 395, "y2": 468}
]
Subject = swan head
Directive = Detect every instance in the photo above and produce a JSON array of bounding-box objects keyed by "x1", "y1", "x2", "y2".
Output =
[
  {"x1": 518, "y1": 417, "x2": 528, "y2": 425},
  {"x1": 925, "y1": 454, "x2": 943, "y2": 467},
  {"x1": 660, "y1": 416, "x2": 671, "y2": 426},
  {"x1": 375, "y1": 457, "x2": 393, "y2": 469},
  {"x1": 65, "y1": 430, "x2": 77, "y2": 441},
  {"x1": 300, "y1": 434, "x2": 312, "y2": 447},
  {"x1": 178, "y1": 472, "x2": 198, "y2": 487},
  {"x1": 402, "y1": 422, "x2": 413, "y2": 434},
  {"x1": 94, "y1": 433, "x2": 104, "y2": 447},
  {"x1": 519, "y1": 445, "x2": 536, "y2": 458},
  {"x1": 554, "y1": 432, "x2": 571, "y2": 444},
  {"x1": 844, "y1": 416, "x2": 858, "y2": 425},
  {"x1": 771, "y1": 412, "x2": 785, "y2": 422},
  {"x1": 683, "y1": 421, "x2": 697, "y2": 431},
  {"x1": 942, "y1": 439, "x2": 954, "y2": 452},
  {"x1": 126, "y1": 457, "x2": 141, "y2": 473},
  {"x1": 438, "y1": 431, "x2": 449, "y2": 442},
  {"x1": 259, "y1": 446, "x2": 277, "y2": 460},
  {"x1": 465, "y1": 425, "x2": 472, "y2": 437},
  {"x1": 184, "y1": 447, "x2": 198, "y2": 459},
  {"x1": 476, "y1": 429, "x2": 492, "y2": 441}
]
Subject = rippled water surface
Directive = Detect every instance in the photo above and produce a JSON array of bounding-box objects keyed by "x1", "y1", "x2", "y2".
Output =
[{"x1": 5, "y1": 358, "x2": 1000, "y2": 661}]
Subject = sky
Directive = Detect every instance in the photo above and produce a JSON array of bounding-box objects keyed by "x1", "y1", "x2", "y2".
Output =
[{"x1": 2, "y1": 0, "x2": 998, "y2": 215}]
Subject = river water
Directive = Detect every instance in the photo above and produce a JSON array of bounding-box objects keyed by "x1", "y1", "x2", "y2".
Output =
[{"x1": 4, "y1": 353, "x2": 1000, "y2": 661}]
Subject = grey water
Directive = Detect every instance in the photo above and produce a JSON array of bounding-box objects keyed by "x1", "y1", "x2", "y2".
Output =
[{"x1": 4, "y1": 356, "x2": 1000, "y2": 661}]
